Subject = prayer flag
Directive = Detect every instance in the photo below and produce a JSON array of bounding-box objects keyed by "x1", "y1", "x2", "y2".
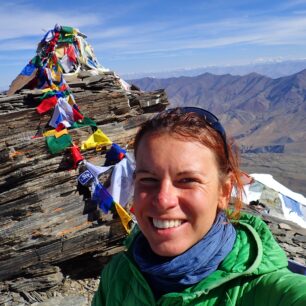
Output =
[
  {"x1": 71, "y1": 117, "x2": 97, "y2": 129},
  {"x1": 81, "y1": 129, "x2": 112, "y2": 151},
  {"x1": 49, "y1": 97, "x2": 74, "y2": 128},
  {"x1": 72, "y1": 107, "x2": 84, "y2": 121},
  {"x1": 67, "y1": 44, "x2": 77, "y2": 63},
  {"x1": 43, "y1": 129, "x2": 57, "y2": 137},
  {"x1": 114, "y1": 202, "x2": 132, "y2": 233},
  {"x1": 92, "y1": 183, "x2": 114, "y2": 213},
  {"x1": 55, "y1": 120, "x2": 71, "y2": 131},
  {"x1": 105, "y1": 143, "x2": 126, "y2": 166},
  {"x1": 7, "y1": 63, "x2": 38, "y2": 96},
  {"x1": 60, "y1": 54, "x2": 75, "y2": 73},
  {"x1": 54, "y1": 129, "x2": 68, "y2": 138},
  {"x1": 46, "y1": 134, "x2": 72, "y2": 154},
  {"x1": 20, "y1": 63, "x2": 37, "y2": 76},
  {"x1": 107, "y1": 153, "x2": 135, "y2": 207},
  {"x1": 36, "y1": 95, "x2": 58, "y2": 114},
  {"x1": 78, "y1": 170, "x2": 94, "y2": 186},
  {"x1": 43, "y1": 129, "x2": 68, "y2": 137},
  {"x1": 82, "y1": 159, "x2": 133, "y2": 233},
  {"x1": 83, "y1": 160, "x2": 113, "y2": 181},
  {"x1": 282, "y1": 195, "x2": 304, "y2": 217},
  {"x1": 71, "y1": 145, "x2": 84, "y2": 169}
]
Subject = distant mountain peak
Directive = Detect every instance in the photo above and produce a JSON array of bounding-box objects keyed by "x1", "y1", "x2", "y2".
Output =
[{"x1": 124, "y1": 58, "x2": 306, "y2": 80}]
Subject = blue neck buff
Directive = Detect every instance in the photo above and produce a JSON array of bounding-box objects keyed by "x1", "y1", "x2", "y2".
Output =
[{"x1": 133, "y1": 212, "x2": 236, "y2": 298}]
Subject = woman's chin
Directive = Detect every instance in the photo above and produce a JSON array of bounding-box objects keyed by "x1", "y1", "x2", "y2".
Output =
[
  {"x1": 148, "y1": 233, "x2": 191, "y2": 257},
  {"x1": 150, "y1": 242, "x2": 189, "y2": 257},
  {"x1": 142, "y1": 219, "x2": 194, "y2": 256}
]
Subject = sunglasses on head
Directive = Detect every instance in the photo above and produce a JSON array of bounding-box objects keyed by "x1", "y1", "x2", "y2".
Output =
[{"x1": 167, "y1": 106, "x2": 229, "y2": 160}]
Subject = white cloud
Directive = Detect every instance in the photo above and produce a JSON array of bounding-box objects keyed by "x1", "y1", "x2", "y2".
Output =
[
  {"x1": 0, "y1": 38, "x2": 37, "y2": 52},
  {"x1": 91, "y1": 13, "x2": 306, "y2": 56},
  {"x1": 0, "y1": 2, "x2": 101, "y2": 40}
]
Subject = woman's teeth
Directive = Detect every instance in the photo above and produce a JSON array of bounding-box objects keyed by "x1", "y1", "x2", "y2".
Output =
[{"x1": 152, "y1": 219, "x2": 183, "y2": 229}]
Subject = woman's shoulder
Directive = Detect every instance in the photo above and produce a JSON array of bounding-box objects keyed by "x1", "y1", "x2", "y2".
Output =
[
  {"x1": 233, "y1": 212, "x2": 283, "y2": 249},
  {"x1": 220, "y1": 212, "x2": 288, "y2": 276},
  {"x1": 99, "y1": 249, "x2": 155, "y2": 306},
  {"x1": 234, "y1": 212, "x2": 269, "y2": 229},
  {"x1": 241, "y1": 269, "x2": 306, "y2": 306},
  {"x1": 102, "y1": 251, "x2": 130, "y2": 278}
]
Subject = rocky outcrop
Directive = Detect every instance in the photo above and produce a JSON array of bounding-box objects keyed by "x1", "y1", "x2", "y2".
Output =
[{"x1": 0, "y1": 71, "x2": 168, "y2": 302}]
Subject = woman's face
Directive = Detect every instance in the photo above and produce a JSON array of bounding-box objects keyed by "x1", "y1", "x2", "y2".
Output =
[{"x1": 134, "y1": 133, "x2": 231, "y2": 257}]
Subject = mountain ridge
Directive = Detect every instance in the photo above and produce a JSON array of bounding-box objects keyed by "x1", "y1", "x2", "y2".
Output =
[
  {"x1": 123, "y1": 59, "x2": 306, "y2": 80},
  {"x1": 130, "y1": 69, "x2": 306, "y2": 155}
]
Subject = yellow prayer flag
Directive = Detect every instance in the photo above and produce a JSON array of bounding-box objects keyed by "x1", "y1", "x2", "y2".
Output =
[
  {"x1": 81, "y1": 129, "x2": 112, "y2": 151},
  {"x1": 43, "y1": 129, "x2": 69, "y2": 138},
  {"x1": 55, "y1": 129, "x2": 68, "y2": 138},
  {"x1": 67, "y1": 94, "x2": 76, "y2": 106},
  {"x1": 55, "y1": 46, "x2": 65, "y2": 58},
  {"x1": 114, "y1": 202, "x2": 132, "y2": 234},
  {"x1": 41, "y1": 88, "x2": 53, "y2": 93},
  {"x1": 43, "y1": 129, "x2": 57, "y2": 137},
  {"x1": 51, "y1": 69, "x2": 62, "y2": 83}
]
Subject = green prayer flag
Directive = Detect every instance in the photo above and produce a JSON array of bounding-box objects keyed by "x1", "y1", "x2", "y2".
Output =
[
  {"x1": 31, "y1": 55, "x2": 42, "y2": 67},
  {"x1": 46, "y1": 134, "x2": 72, "y2": 154},
  {"x1": 61, "y1": 26, "x2": 75, "y2": 34},
  {"x1": 71, "y1": 117, "x2": 97, "y2": 129},
  {"x1": 38, "y1": 90, "x2": 57, "y2": 102},
  {"x1": 58, "y1": 36, "x2": 75, "y2": 44},
  {"x1": 38, "y1": 89, "x2": 70, "y2": 102}
]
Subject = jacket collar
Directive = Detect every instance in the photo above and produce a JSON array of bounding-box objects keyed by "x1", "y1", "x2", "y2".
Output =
[{"x1": 159, "y1": 213, "x2": 288, "y2": 301}]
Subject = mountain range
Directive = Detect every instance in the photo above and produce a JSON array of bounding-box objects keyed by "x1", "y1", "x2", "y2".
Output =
[
  {"x1": 130, "y1": 69, "x2": 306, "y2": 155},
  {"x1": 123, "y1": 59, "x2": 306, "y2": 80}
]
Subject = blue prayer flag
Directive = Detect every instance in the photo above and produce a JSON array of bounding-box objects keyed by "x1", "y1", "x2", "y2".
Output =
[
  {"x1": 78, "y1": 170, "x2": 94, "y2": 186},
  {"x1": 283, "y1": 195, "x2": 304, "y2": 217},
  {"x1": 92, "y1": 183, "x2": 114, "y2": 213},
  {"x1": 105, "y1": 143, "x2": 126, "y2": 166},
  {"x1": 55, "y1": 113, "x2": 64, "y2": 126},
  {"x1": 20, "y1": 63, "x2": 37, "y2": 76}
]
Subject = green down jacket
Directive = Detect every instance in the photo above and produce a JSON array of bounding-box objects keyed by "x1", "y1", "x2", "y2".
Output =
[{"x1": 92, "y1": 213, "x2": 306, "y2": 305}]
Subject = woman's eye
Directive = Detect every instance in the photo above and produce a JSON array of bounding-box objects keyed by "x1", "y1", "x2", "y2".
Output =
[
  {"x1": 138, "y1": 177, "x2": 159, "y2": 185},
  {"x1": 178, "y1": 178, "x2": 199, "y2": 184}
]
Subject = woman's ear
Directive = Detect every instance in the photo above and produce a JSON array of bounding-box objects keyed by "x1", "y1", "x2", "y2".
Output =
[{"x1": 218, "y1": 174, "x2": 233, "y2": 210}]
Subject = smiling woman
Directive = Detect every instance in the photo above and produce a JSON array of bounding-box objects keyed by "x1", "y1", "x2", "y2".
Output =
[
  {"x1": 133, "y1": 134, "x2": 231, "y2": 257},
  {"x1": 92, "y1": 107, "x2": 306, "y2": 306}
]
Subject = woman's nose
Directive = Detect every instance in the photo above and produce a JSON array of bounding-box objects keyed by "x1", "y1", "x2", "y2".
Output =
[{"x1": 154, "y1": 180, "x2": 178, "y2": 210}]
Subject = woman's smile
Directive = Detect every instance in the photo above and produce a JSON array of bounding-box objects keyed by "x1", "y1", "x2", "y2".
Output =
[{"x1": 152, "y1": 218, "x2": 184, "y2": 229}]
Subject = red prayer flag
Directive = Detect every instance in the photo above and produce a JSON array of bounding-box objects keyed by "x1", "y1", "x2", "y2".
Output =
[
  {"x1": 72, "y1": 107, "x2": 84, "y2": 121},
  {"x1": 36, "y1": 96, "x2": 58, "y2": 114},
  {"x1": 71, "y1": 145, "x2": 84, "y2": 169},
  {"x1": 67, "y1": 45, "x2": 77, "y2": 63},
  {"x1": 55, "y1": 122, "x2": 65, "y2": 131}
]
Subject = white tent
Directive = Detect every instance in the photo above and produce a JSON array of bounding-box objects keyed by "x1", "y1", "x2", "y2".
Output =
[{"x1": 241, "y1": 173, "x2": 306, "y2": 228}]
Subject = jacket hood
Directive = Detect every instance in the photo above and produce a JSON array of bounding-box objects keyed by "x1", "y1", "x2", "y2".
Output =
[{"x1": 222, "y1": 213, "x2": 288, "y2": 275}]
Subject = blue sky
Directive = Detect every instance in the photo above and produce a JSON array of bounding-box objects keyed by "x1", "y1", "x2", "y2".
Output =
[{"x1": 2, "y1": 0, "x2": 306, "y2": 90}]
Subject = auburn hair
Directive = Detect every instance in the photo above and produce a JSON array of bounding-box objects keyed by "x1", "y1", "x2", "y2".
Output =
[{"x1": 134, "y1": 108, "x2": 243, "y2": 219}]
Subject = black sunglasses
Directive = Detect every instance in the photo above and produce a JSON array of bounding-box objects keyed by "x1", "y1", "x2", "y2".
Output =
[{"x1": 167, "y1": 106, "x2": 229, "y2": 160}]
